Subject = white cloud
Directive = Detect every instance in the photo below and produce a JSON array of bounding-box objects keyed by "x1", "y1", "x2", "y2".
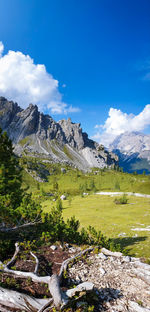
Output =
[
  {"x1": 95, "y1": 124, "x2": 103, "y2": 129},
  {"x1": 0, "y1": 42, "x2": 80, "y2": 114},
  {"x1": 65, "y1": 105, "x2": 81, "y2": 113},
  {"x1": 92, "y1": 105, "x2": 150, "y2": 147},
  {"x1": 0, "y1": 41, "x2": 4, "y2": 57}
]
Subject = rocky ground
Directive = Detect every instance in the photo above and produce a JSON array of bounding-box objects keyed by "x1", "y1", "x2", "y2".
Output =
[
  {"x1": 68, "y1": 247, "x2": 150, "y2": 311},
  {"x1": 0, "y1": 245, "x2": 150, "y2": 311}
]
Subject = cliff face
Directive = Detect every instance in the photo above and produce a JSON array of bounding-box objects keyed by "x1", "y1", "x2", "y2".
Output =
[{"x1": 0, "y1": 97, "x2": 118, "y2": 170}]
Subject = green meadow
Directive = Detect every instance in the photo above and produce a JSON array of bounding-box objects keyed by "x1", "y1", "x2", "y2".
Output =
[
  {"x1": 21, "y1": 159, "x2": 150, "y2": 259},
  {"x1": 42, "y1": 194, "x2": 150, "y2": 259}
]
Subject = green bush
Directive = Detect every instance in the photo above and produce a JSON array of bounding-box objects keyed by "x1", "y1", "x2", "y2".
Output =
[{"x1": 114, "y1": 194, "x2": 128, "y2": 204}]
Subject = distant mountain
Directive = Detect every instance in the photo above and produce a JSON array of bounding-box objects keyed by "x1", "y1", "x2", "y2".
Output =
[
  {"x1": 110, "y1": 132, "x2": 150, "y2": 174},
  {"x1": 0, "y1": 97, "x2": 118, "y2": 171}
]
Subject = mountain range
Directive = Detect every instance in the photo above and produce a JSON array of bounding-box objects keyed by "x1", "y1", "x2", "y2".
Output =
[
  {"x1": 1, "y1": 96, "x2": 150, "y2": 173},
  {"x1": 0, "y1": 97, "x2": 118, "y2": 171},
  {"x1": 110, "y1": 131, "x2": 150, "y2": 174}
]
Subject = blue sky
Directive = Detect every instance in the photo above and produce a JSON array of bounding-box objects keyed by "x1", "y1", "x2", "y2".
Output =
[{"x1": 0, "y1": 0, "x2": 150, "y2": 145}]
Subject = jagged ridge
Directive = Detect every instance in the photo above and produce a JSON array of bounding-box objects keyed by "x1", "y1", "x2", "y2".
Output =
[{"x1": 0, "y1": 96, "x2": 118, "y2": 171}]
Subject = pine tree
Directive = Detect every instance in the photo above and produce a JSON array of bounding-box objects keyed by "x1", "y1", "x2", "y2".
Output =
[
  {"x1": 0, "y1": 128, "x2": 23, "y2": 224},
  {"x1": 0, "y1": 127, "x2": 42, "y2": 226}
]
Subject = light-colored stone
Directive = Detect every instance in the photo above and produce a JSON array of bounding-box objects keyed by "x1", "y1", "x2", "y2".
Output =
[
  {"x1": 128, "y1": 301, "x2": 150, "y2": 312},
  {"x1": 50, "y1": 245, "x2": 57, "y2": 251},
  {"x1": 99, "y1": 267, "x2": 106, "y2": 275},
  {"x1": 60, "y1": 195, "x2": 66, "y2": 200},
  {"x1": 61, "y1": 168, "x2": 66, "y2": 173},
  {"x1": 97, "y1": 252, "x2": 107, "y2": 260},
  {"x1": 101, "y1": 247, "x2": 122, "y2": 257},
  {"x1": 122, "y1": 256, "x2": 131, "y2": 262}
]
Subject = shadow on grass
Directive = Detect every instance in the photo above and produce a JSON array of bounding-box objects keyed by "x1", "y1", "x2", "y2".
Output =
[{"x1": 111, "y1": 236, "x2": 147, "y2": 256}]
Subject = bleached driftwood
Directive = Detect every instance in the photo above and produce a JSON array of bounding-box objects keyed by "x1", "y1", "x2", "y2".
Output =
[
  {"x1": 0, "y1": 243, "x2": 94, "y2": 311},
  {"x1": 0, "y1": 287, "x2": 49, "y2": 312},
  {"x1": 0, "y1": 220, "x2": 42, "y2": 234}
]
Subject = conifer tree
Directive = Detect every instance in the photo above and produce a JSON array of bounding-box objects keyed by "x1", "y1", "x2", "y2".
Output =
[
  {"x1": 0, "y1": 127, "x2": 42, "y2": 227},
  {"x1": 0, "y1": 128, "x2": 23, "y2": 224}
]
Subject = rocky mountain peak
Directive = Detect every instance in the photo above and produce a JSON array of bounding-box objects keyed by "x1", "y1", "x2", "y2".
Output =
[
  {"x1": 110, "y1": 131, "x2": 150, "y2": 173},
  {"x1": 0, "y1": 97, "x2": 118, "y2": 170},
  {"x1": 58, "y1": 118, "x2": 85, "y2": 150}
]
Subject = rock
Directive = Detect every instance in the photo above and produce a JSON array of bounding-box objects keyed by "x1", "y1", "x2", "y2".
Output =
[
  {"x1": 122, "y1": 256, "x2": 131, "y2": 262},
  {"x1": 61, "y1": 168, "x2": 66, "y2": 173},
  {"x1": 67, "y1": 249, "x2": 150, "y2": 311},
  {"x1": 66, "y1": 282, "x2": 94, "y2": 298},
  {"x1": 97, "y1": 252, "x2": 107, "y2": 260},
  {"x1": 0, "y1": 97, "x2": 118, "y2": 171},
  {"x1": 101, "y1": 248, "x2": 122, "y2": 257},
  {"x1": 99, "y1": 267, "x2": 106, "y2": 275},
  {"x1": 128, "y1": 301, "x2": 150, "y2": 312},
  {"x1": 60, "y1": 194, "x2": 66, "y2": 200},
  {"x1": 118, "y1": 232, "x2": 126, "y2": 237},
  {"x1": 133, "y1": 261, "x2": 150, "y2": 271},
  {"x1": 50, "y1": 245, "x2": 57, "y2": 251},
  {"x1": 69, "y1": 247, "x2": 77, "y2": 253}
]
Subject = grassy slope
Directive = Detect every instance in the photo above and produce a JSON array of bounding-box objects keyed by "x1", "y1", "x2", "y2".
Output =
[
  {"x1": 21, "y1": 160, "x2": 150, "y2": 259},
  {"x1": 22, "y1": 161, "x2": 150, "y2": 195}
]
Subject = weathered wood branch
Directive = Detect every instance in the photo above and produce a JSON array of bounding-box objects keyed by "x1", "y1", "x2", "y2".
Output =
[
  {"x1": 30, "y1": 251, "x2": 39, "y2": 275},
  {"x1": 0, "y1": 245, "x2": 94, "y2": 311},
  {"x1": 0, "y1": 287, "x2": 49, "y2": 312},
  {"x1": 0, "y1": 220, "x2": 42, "y2": 234},
  {"x1": 38, "y1": 299, "x2": 53, "y2": 312},
  {"x1": 59, "y1": 247, "x2": 94, "y2": 280},
  {"x1": 5, "y1": 242, "x2": 20, "y2": 268}
]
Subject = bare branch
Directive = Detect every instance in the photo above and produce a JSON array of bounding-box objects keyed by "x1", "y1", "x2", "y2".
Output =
[
  {"x1": 38, "y1": 298, "x2": 53, "y2": 312},
  {"x1": 30, "y1": 252, "x2": 39, "y2": 275},
  {"x1": 0, "y1": 245, "x2": 95, "y2": 310},
  {"x1": 0, "y1": 260, "x2": 50, "y2": 284},
  {"x1": 59, "y1": 247, "x2": 94, "y2": 279},
  {"x1": 5, "y1": 242, "x2": 20, "y2": 269},
  {"x1": 0, "y1": 220, "x2": 42, "y2": 234}
]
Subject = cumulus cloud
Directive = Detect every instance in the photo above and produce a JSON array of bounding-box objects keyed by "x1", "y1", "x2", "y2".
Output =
[
  {"x1": 0, "y1": 42, "x2": 80, "y2": 114},
  {"x1": 0, "y1": 41, "x2": 4, "y2": 57},
  {"x1": 92, "y1": 105, "x2": 150, "y2": 147}
]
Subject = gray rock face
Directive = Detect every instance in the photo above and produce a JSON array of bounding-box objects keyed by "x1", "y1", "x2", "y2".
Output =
[
  {"x1": 0, "y1": 97, "x2": 118, "y2": 170},
  {"x1": 110, "y1": 132, "x2": 150, "y2": 173}
]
